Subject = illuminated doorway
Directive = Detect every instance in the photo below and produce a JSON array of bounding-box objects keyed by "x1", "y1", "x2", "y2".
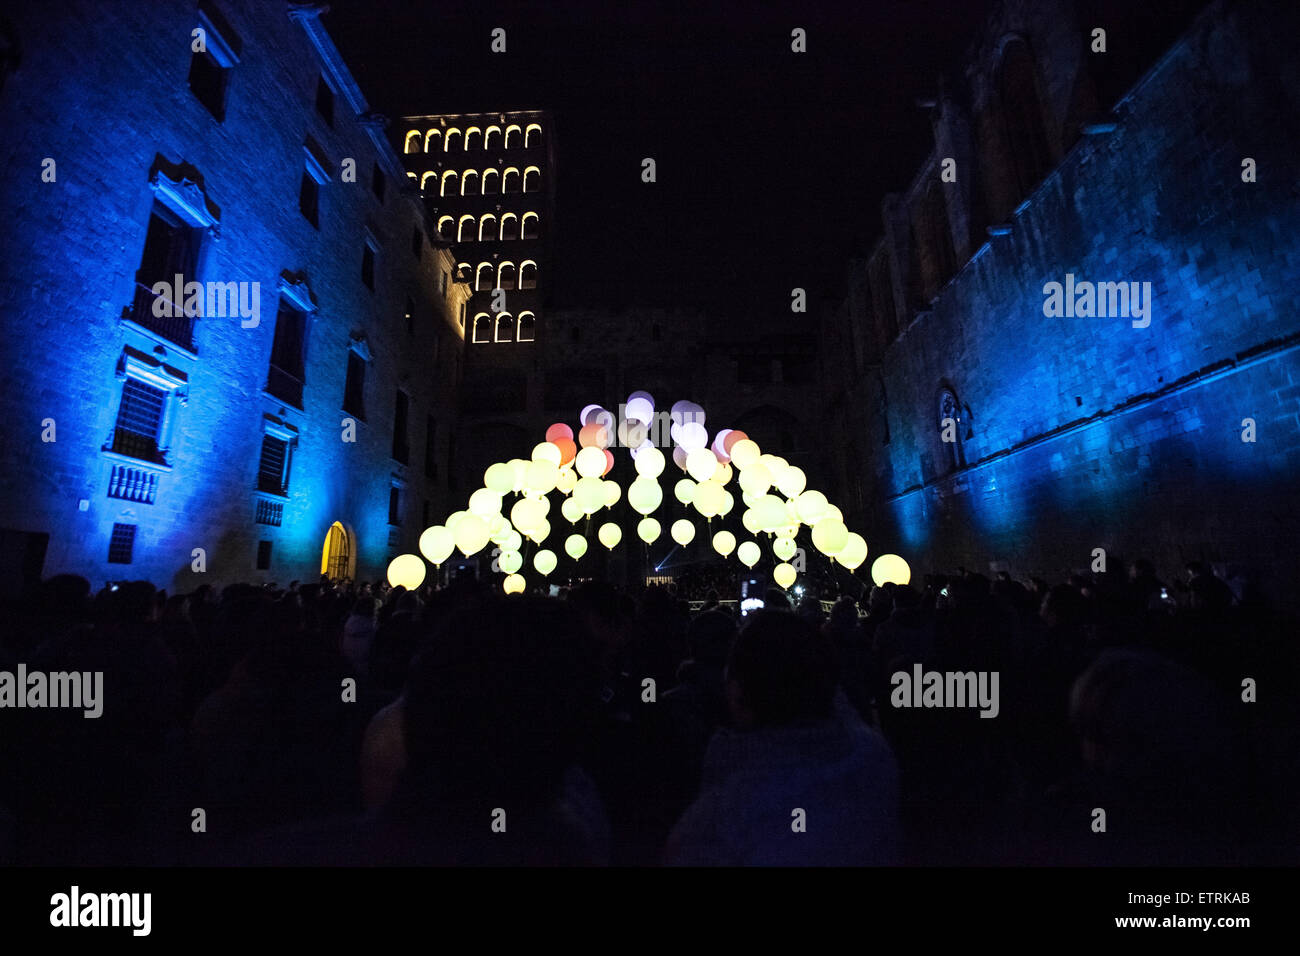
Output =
[{"x1": 321, "y1": 521, "x2": 354, "y2": 581}]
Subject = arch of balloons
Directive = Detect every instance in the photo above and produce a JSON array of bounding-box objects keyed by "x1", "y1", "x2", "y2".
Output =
[{"x1": 386, "y1": 393, "x2": 912, "y2": 595}]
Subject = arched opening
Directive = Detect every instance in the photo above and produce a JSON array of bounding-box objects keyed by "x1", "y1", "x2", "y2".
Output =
[
  {"x1": 504, "y1": 124, "x2": 522, "y2": 149},
  {"x1": 320, "y1": 521, "x2": 355, "y2": 581},
  {"x1": 472, "y1": 313, "x2": 492, "y2": 343},
  {"x1": 420, "y1": 171, "x2": 438, "y2": 192},
  {"x1": 404, "y1": 130, "x2": 421, "y2": 154},
  {"x1": 519, "y1": 260, "x2": 537, "y2": 289},
  {"x1": 481, "y1": 168, "x2": 500, "y2": 195},
  {"x1": 475, "y1": 262, "x2": 494, "y2": 291},
  {"x1": 424, "y1": 129, "x2": 441, "y2": 153},
  {"x1": 523, "y1": 166, "x2": 541, "y2": 193},
  {"x1": 440, "y1": 170, "x2": 458, "y2": 196},
  {"x1": 525, "y1": 123, "x2": 542, "y2": 149},
  {"x1": 502, "y1": 167, "x2": 520, "y2": 193},
  {"x1": 497, "y1": 261, "x2": 516, "y2": 290},
  {"x1": 521, "y1": 212, "x2": 540, "y2": 239},
  {"x1": 937, "y1": 386, "x2": 966, "y2": 473},
  {"x1": 484, "y1": 126, "x2": 502, "y2": 150},
  {"x1": 461, "y1": 169, "x2": 480, "y2": 195},
  {"x1": 438, "y1": 216, "x2": 456, "y2": 241},
  {"x1": 518, "y1": 311, "x2": 536, "y2": 342},
  {"x1": 495, "y1": 313, "x2": 515, "y2": 342},
  {"x1": 996, "y1": 37, "x2": 1052, "y2": 206},
  {"x1": 443, "y1": 128, "x2": 462, "y2": 152},
  {"x1": 458, "y1": 215, "x2": 476, "y2": 242},
  {"x1": 499, "y1": 213, "x2": 519, "y2": 240},
  {"x1": 464, "y1": 126, "x2": 482, "y2": 150},
  {"x1": 478, "y1": 214, "x2": 498, "y2": 242}
]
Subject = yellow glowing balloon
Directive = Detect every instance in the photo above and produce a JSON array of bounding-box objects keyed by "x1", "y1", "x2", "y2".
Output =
[
  {"x1": 565, "y1": 533, "x2": 588, "y2": 560},
  {"x1": 575, "y1": 446, "x2": 607, "y2": 479},
  {"x1": 528, "y1": 518, "x2": 551, "y2": 544},
  {"x1": 637, "y1": 517, "x2": 661, "y2": 543},
  {"x1": 773, "y1": 562, "x2": 797, "y2": 589},
  {"x1": 469, "y1": 487, "x2": 503, "y2": 517},
  {"x1": 711, "y1": 462, "x2": 733, "y2": 486},
  {"x1": 776, "y1": 465, "x2": 806, "y2": 498},
  {"x1": 508, "y1": 458, "x2": 528, "y2": 492},
  {"x1": 730, "y1": 439, "x2": 761, "y2": 469},
  {"x1": 838, "y1": 533, "x2": 868, "y2": 571},
  {"x1": 811, "y1": 517, "x2": 849, "y2": 556},
  {"x1": 524, "y1": 459, "x2": 559, "y2": 495},
  {"x1": 499, "y1": 549, "x2": 523, "y2": 574},
  {"x1": 501, "y1": 530, "x2": 522, "y2": 553},
  {"x1": 533, "y1": 549, "x2": 557, "y2": 576},
  {"x1": 628, "y1": 477, "x2": 663, "y2": 515},
  {"x1": 635, "y1": 446, "x2": 666, "y2": 478},
  {"x1": 671, "y1": 519, "x2": 696, "y2": 546},
  {"x1": 574, "y1": 476, "x2": 605, "y2": 514},
  {"x1": 603, "y1": 481, "x2": 621, "y2": 508},
  {"x1": 773, "y1": 537, "x2": 797, "y2": 561},
  {"x1": 674, "y1": 478, "x2": 697, "y2": 505},
  {"x1": 387, "y1": 553, "x2": 427, "y2": 589},
  {"x1": 741, "y1": 508, "x2": 762, "y2": 534},
  {"x1": 484, "y1": 462, "x2": 515, "y2": 494},
  {"x1": 454, "y1": 514, "x2": 490, "y2": 556},
  {"x1": 503, "y1": 573, "x2": 526, "y2": 594},
  {"x1": 871, "y1": 553, "x2": 911, "y2": 586},
  {"x1": 737, "y1": 462, "x2": 772, "y2": 496},
  {"x1": 693, "y1": 480, "x2": 725, "y2": 518},
  {"x1": 712, "y1": 530, "x2": 736, "y2": 557},
  {"x1": 737, "y1": 540, "x2": 761, "y2": 568},
  {"x1": 719, "y1": 490, "x2": 735, "y2": 516},
  {"x1": 445, "y1": 510, "x2": 467, "y2": 533},
  {"x1": 556, "y1": 466, "x2": 577, "y2": 494},
  {"x1": 754, "y1": 494, "x2": 788, "y2": 531},
  {"x1": 418, "y1": 526, "x2": 455, "y2": 565},
  {"x1": 561, "y1": 495, "x2": 584, "y2": 524},
  {"x1": 511, "y1": 497, "x2": 545, "y2": 535},
  {"x1": 795, "y1": 490, "x2": 829, "y2": 525},
  {"x1": 531, "y1": 441, "x2": 561, "y2": 465},
  {"x1": 598, "y1": 522, "x2": 622, "y2": 550},
  {"x1": 686, "y1": 447, "x2": 718, "y2": 483}
]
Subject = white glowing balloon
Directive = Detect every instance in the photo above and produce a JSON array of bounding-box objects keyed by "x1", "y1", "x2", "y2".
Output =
[
  {"x1": 674, "y1": 478, "x2": 697, "y2": 504},
  {"x1": 469, "y1": 488, "x2": 503, "y2": 517},
  {"x1": 498, "y1": 549, "x2": 523, "y2": 574},
  {"x1": 625, "y1": 395, "x2": 654, "y2": 425},
  {"x1": 531, "y1": 441, "x2": 561, "y2": 465},
  {"x1": 795, "y1": 490, "x2": 829, "y2": 525},
  {"x1": 871, "y1": 554, "x2": 911, "y2": 586},
  {"x1": 635, "y1": 445, "x2": 666, "y2": 478},
  {"x1": 604, "y1": 481, "x2": 621, "y2": 508},
  {"x1": 671, "y1": 519, "x2": 696, "y2": 546},
  {"x1": 712, "y1": 530, "x2": 736, "y2": 557},
  {"x1": 637, "y1": 517, "x2": 661, "y2": 543},
  {"x1": 575, "y1": 446, "x2": 607, "y2": 479},
  {"x1": 776, "y1": 465, "x2": 806, "y2": 499},
  {"x1": 598, "y1": 522, "x2": 622, "y2": 550},
  {"x1": 565, "y1": 533, "x2": 588, "y2": 559},
  {"x1": 677, "y1": 421, "x2": 708, "y2": 450},
  {"x1": 773, "y1": 537, "x2": 798, "y2": 561},
  {"x1": 686, "y1": 447, "x2": 718, "y2": 483},
  {"x1": 511, "y1": 497, "x2": 545, "y2": 535},
  {"x1": 454, "y1": 515, "x2": 490, "y2": 556},
  {"x1": 561, "y1": 495, "x2": 584, "y2": 524},
  {"x1": 527, "y1": 518, "x2": 551, "y2": 544},
  {"x1": 741, "y1": 508, "x2": 761, "y2": 534},
  {"x1": 737, "y1": 540, "x2": 761, "y2": 568},
  {"x1": 533, "y1": 549, "x2": 558, "y2": 576},
  {"x1": 729, "y1": 439, "x2": 760, "y2": 469},
  {"x1": 628, "y1": 476, "x2": 663, "y2": 515},
  {"x1": 387, "y1": 553, "x2": 427, "y2": 589},
  {"x1": 419, "y1": 526, "x2": 455, "y2": 565},
  {"x1": 737, "y1": 462, "x2": 772, "y2": 496}
]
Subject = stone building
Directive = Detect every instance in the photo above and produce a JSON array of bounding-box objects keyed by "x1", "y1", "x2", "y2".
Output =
[
  {"x1": 819, "y1": 0, "x2": 1300, "y2": 601},
  {"x1": 0, "y1": 1, "x2": 470, "y2": 594}
]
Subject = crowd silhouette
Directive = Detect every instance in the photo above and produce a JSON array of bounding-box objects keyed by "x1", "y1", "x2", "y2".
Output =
[{"x1": 0, "y1": 557, "x2": 1295, "y2": 866}]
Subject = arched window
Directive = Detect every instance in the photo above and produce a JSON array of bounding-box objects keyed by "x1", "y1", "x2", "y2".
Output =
[
  {"x1": 420, "y1": 171, "x2": 438, "y2": 192},
  {"x1": 484, "y1": 126, "x2": 502, "y2": 150},
  {"x1": 475, "y1": 262, "x2": 494, "y2": 291},
  {"x1": 525, "y1": 124, "x2": 542, "y2": 149},
  {"x1": 937, "y1": 387, "x2": 966, "y2": 473},
  {"x1": 406, "y1": 171, "x2": 418, "y2": 184},
  {"x1": 517, "y1": 312, "x2": 536, "y2": 342},
  {"x1": 521, "y1": 212, "x2": 540, "y2": 239},
  {"x1": 481, "y1": 168, "x2": 500, "y2": 195},
  {"x1": 438, "y1": 216, "x2": 456, "y2": 241},
  {"x1": 461, "y1": 169, "x2": 480, "y2": 195},
  {"x1": 499, "y1": 214, "x2": 519, "y2": 240},
  {"x1": 504, "y1": 125, "x2": 522, "y2": 149},
  {"x1": 457, "y1": 215, "x2": 476, "y2": 242},
  {"x1": 404, "y1": 130, "x2": 422, "y2": 153},
  {"x1": 502, "y1": 167, "x2": 520, "y2": 193},
  {"x1": 440, "y1": 170, "x2": 458, "y2": 196},
  {"x1": 523, "y1": 166, "x2": 541, "y2": 193},
  {"x1": 478, "y1": 214, "x2": 498, "y2": 242},
  {"x1": 472, "y1": 313, "x2": 492, "y2": 343},
  {"x1": 424, "y1": 129, "x2": 441, "y2": 153},
  {"x1": 495, "y1": 313, "x2": 515, "y2": 342},
  {"x1": 497, "y1": 261, "x2": 516, "y2": 290},
  {"x1": 464, "y1": 126, "x2": 482, "y2": 150},
  {"x1": 519, "y1": 260, "x2": 537, "y2": 289},
  {"x1": 997, "y1": 37, "x2": 1052, "y2": 205},
  {"x1": 443, "y1": 128, "x2": 462, "y2": 152},
  {"x1": 455, "y1": 261, "x2": 472, "y2": 283}
]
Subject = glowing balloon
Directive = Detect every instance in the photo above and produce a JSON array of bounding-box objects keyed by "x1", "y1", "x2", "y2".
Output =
[
  {"x1": 672, "y1": 446, "x2": 688, "y2": 472},
  {"x1": 719, "y1": 490, "x2": 735, "y2": 516},
  {"x1": 730, "y1": 439, "x2": 760, "y2": 469},
  {"x1": 628, "y1": 477, "x2": 663, "y2": 515},
  {"x1": 598, "y1": 522, "x2": 622, "y2": 550},
  {"x1": 445, "y1": 510, "x2": 466, "y2": 532},
  {"x1": 527, "y1": 518, "x2": 551, "y2": 544},
  {"x1": 773, "y1": 537, "x2": 798, "y2": 561},
  {"x1": 602, "y1": 449, "x2": 615, "y2": 475},
  {"x1": 484, "y1": 462, "x2": 514, "y2": 494},
  {"x1": 795, "y1": 490, "x2": 829, "y2": 525},
  {"x1": 825, "y1": 504, "x2": 843, "y2": 523},
  {"x1": 507, "y1": 459, "x2": 528, "y2": 492},
  {"x1": 499, "y1": 549, "x2": 523, "y2": 574},
  {"x1": 489, "y1": 515, "x2": 514, "y2": 544},
  {"x1": 554, "y1": 438, "x2": 577, "y2": 465},
  {"x1": 617, "y1": 418, "x2": 647, "y2": 449},
  {"x1": 811, "y1": 517, "x2": 849, "y2": 556},
  {"x1": 523, "y1": 460, "x2": 558, "y2": 495},
  {"x1": 737, "y1": 540, "x2": 761, "y2": 568},
  {"x1": 418, "y1": 526, "x2": 455, "y2": 565},
  {"x1": 693, "y1": 480, "x2": 725, "y2": 518},
  {"x1": 637, "y1": 517, "x2": 661, "y2": 543},
  {"x1": 635, "y1": 445, "x2": 666, "y2": 479},
  {"x1": 565, "y1": 533, "x2": 588, "y2": 560},
  {"x1": 712, "y1": 428, "x2": 734, "y2": 461},
  {"x1": 501, "y1": 530, "x2": 522, "y2": 553},
  {"x1": 754, "y1": 494, "x2": 789, "y2": 532},
  {"x1": 712, "y1": 462, "x2": 733, "y2": 486},
  {"x1": 625, "y1": 394, "x2": 654, "y2": 424},
  {"x1": 741, "y1": 508, "x2": 761, "y2": 534},
  {"x1": 579, "y1": 404, "x2": 605, "y2": 426},
  {"x1": 712, "y1": 530, "x2": 736, "y2": 557},
  {"x1": 503, "y1": 573, "x2": 525, "y2": 595},
  {"x1": 545, "y1": 423, "x2": 573, "y2": 444},
  {"x1": 674, "y1": 478, "x2": 697, "y2": 504},
  {"x1": 676, "y1": 421, "x2": 708, "y2": 450},
  {"x1": 773, "y1": 563, "x2": 797, "y2": 589},
  {"x1": 556, "y1": 466, "x2": 577, "y2": 494},
  {"x1": 533, "y1": 549, "x2": 557, "y2": 576},
  {"x1": 722, "y1": 430, "x2": 748, "y2": 455},
  {"x1": 454, "y1": 515, "x2": 490, "y2": 556},
  {"x1": 578, "y1": 422, "x2": 609, "y2": 449},
  {"x1": 871, "y1": 554, "x2": 911, "y2": 586},
  {"x1": 531, "y1": 441, "x2": 561, "y2": 465},
  {"x1": 561, "y1": 496, "x2": 584, "y2": 524},
  {"x1": 574, "y1": 476, "x2": 605, "y2": 514},
  {"x1": 838, "y1": 533, "x2": 868, "y2": 571},
  {"x1": 776, "y1": 465, "x2": 806, "y2": 499},
  {"x1": 575, "y1": 446, "x2": 606, "y2": 479},
  {"x1": 671, "y1": 519, "x2": 696, "y2": 546},
  {"x1": 686, "y1": 447, "x2": 718, "y2": 483},
  {"x1": 511, "y1": 497, "x2": 545, "y2": 535},
  {"x1": 737, "y1": 462, "x2": 772, "y2": 496},
  {"x1": 603, "y1": 480, "x2": 621, "y2": 508},
  {"x1": 469, "y1": 488, "x2": 502, "y2": 517},
  {"x1": 387, "y1": 554, "x2": 426, "y2": 589}
]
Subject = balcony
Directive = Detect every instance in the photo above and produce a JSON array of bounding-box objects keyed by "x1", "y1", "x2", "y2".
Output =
[
  {"x1": 107, "y1": 462, "x2": 159, "y2": 504},
  {"x1": 254, "y1": 498, "x2": 284, "y2": 527},
  {"x1": 128, "y1": 282, "x2": 196, "y2": 352}
]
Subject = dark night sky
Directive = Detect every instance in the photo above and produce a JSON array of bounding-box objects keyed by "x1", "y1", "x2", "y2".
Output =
[{"x1": 325, "y1": 0, "x2": 1207, "y2": 324}]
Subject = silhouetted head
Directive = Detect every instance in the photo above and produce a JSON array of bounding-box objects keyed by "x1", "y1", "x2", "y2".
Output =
[{"x1": 725, "y1": 610, "x2": 835, "y2": 729}]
